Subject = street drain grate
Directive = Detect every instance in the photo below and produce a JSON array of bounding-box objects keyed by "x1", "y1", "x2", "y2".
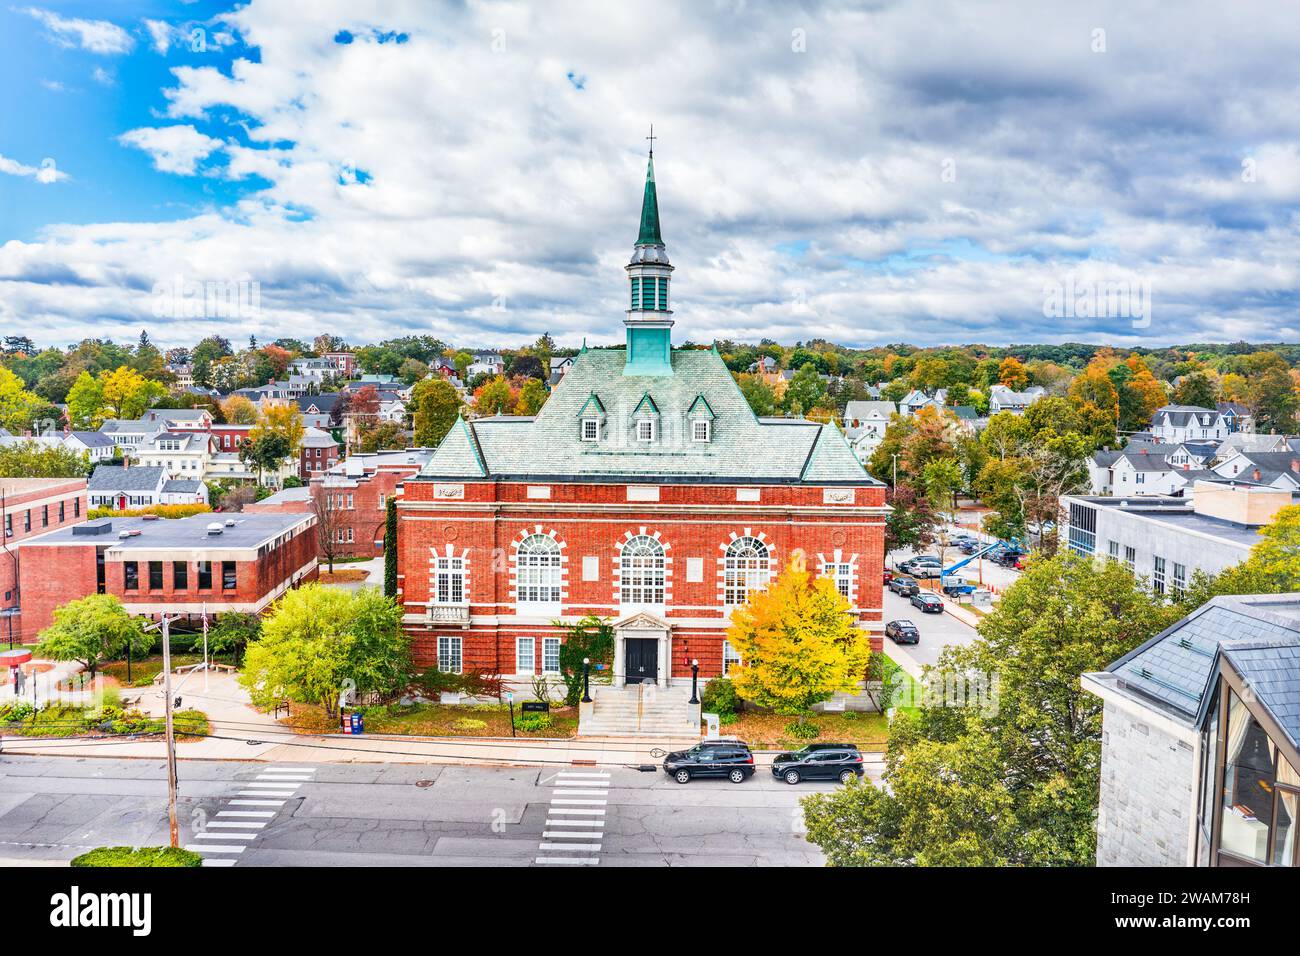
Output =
[{"x1": 414, "y1": 780, "x2": 434, "y2": 788}]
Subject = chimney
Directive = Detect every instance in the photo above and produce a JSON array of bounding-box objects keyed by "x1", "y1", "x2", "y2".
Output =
[
  {"x1": 1253, "y1": 468, "x2": 1261, "y2": 481},
  {"x1": 1292, "y1": 459, "x2": 1299, "y2": 474}
]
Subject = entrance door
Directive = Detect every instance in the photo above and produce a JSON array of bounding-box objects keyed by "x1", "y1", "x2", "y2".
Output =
[{"x1": 624, "y1": 638, "x2": 658, "y2": 684}]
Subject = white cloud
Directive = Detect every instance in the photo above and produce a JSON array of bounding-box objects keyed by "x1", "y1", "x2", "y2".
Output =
[
  {"x1": 142, "y1": 18, "x2": 173, "y2": 55},
  {"x1": 8, "y1": 0, "x2": 1300, "y2": 348},
  {"x1": 0, "y1": 153, "x2": 67, "y2": 184},
  {"x1": 118, "y1": 125, "x2": 223, "y2": 175},
  {"x1": 90, "y1": 67, "x2": 114, "y2": 86},
  {"x1": 21, "y1": 6, "x2": 133, "y2": 54}
]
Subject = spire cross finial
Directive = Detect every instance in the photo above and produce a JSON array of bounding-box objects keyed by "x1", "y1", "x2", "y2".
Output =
[{"x1": 646, "y1": 124, "x2": 656, "y2": 155}]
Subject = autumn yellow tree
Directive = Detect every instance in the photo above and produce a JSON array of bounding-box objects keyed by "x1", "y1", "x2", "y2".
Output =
[
  {"x1": 725, "y1": 557, "x2": 872, "y2": 723},
  {"x1": 221, "y1": 394, "x2": 259, "y2": 425}
]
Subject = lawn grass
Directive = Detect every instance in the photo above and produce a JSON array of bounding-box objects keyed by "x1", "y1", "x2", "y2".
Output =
[
  {"x1": 722, "y1": 710, "x2": 889, "y2": 751},
  {"x1": 284, "y1": 701, "x2": 581, "y2": 738},
  {"x1": 318, "y1": 568, "x2": 370, "y2": 584},
  {"x1": 100, "y1": 654, "x2": 206, "y2": 687}
]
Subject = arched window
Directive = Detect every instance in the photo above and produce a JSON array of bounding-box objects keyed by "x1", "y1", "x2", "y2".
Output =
[
  {"x1": 620, "y1": 535, "x2": 666, "y2": 605},
  {"x1": 517, "y1": 533, "x2": 562, "y2": 603},
  {"x1": 724, "y1": 536, "x2": 771, "y2": 605}
]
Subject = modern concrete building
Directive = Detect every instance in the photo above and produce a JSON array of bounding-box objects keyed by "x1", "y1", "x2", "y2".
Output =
[
  {"x1": 1083, "y1": 593, "x2": 1300, "y2": 867},
  {"x1": 1062, "y1": 483, "x2": 1295, "y2": 594}
]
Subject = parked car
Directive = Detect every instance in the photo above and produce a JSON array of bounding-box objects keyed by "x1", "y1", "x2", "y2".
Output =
[
  {"x1": 889, "y1": 575, "x2": 920, "y2": 596},
  {"x1": 909, "y1": 561, "x2": 945, "y2": 579},
  {"x1": 885, "y1": 619, "x2": 920, "y2": 644},
  {"x1": 662, "y1": 739, "x2": 755, "y2": 784},
  {"x1": 958, "y1": 539, "x2": 982, "y2": 555},
  {"x1": 771, "y1": 743, "x2": 865, "y2": 785},
  {"x1": 882, "y1": 568, "x2": 894, "y2": 585},
  {"x1": 992, "y1": 549, "x2": 1027, "y2": 569},
  {"x1": 911, "y1": 592, "x2": 944, "y2": 613}
]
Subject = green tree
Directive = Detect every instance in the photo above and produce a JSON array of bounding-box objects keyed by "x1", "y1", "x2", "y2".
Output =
[
  {"x1": 240, "y1": 585, "x2": 410, "y2": 718},
  {"x1": 514, "y1": 378, "x2": 548, "y2": 416},
  {"x1": 206, "y1": 612, "x2": 261, "y2": 665},
  {"x1": 0, "y1": 441, "x2": 91, "y2": 478},
  {"x1": 884, "y1": 484, "x2": 938, "y2": 555},
  {"x1": 783, "y1": 363, "x2": 826, "y2": 416},
  {"x1": 411, "y1": 377, "x2": 462, "y2": 447},
  {"x1": 383, "y1": 496, "x2": 398, "y2": 598},
  {"x1": 556, "y1": 615, "x2": 614, "y2": 706},
  {"x1": 1172, "y1": 371, "x2": 1217, "y2": 409},
  {"x1": 735, "y1": 373, "x2": 776, "y2": 417},
  {"x1": 239, "y1": 431, "x2": 292, "y2": 487},
  {"x1": 36, "y1": 594, "x2": 152, "y2": 678},
  {"x1": 65, "y1": 371, "x2": 105, "y2": 428},
  {"x1": 802, "y1": 552, "x2": 1180, "y2": 866}
]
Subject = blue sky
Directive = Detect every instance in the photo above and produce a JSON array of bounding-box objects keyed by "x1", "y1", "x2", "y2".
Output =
[{"x1": 3, "y1": 1, "x2": 1300, "y2": 350}]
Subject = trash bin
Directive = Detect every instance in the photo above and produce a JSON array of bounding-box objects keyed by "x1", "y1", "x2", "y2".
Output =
[{"x1": 351, "y1": 713, "x2": 364, "y2": 735}]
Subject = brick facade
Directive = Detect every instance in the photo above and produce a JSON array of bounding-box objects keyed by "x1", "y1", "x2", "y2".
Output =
[
  {"x1": 1, "y1": 478, "x2": 89, "y2": 642},
  {"x1": 13, "y1": 513, "x2": 318, "y2": 642},
  {"x1": 396, "y1": 478, "x2": 886, "y2": 678}
]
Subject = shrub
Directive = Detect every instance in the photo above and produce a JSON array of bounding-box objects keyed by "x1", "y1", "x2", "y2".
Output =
[
  {"x1": 785, "y1": 719, "x2": 820, "y2": 739},
  {"x1": 700, "y1": 677, "x2": 740, "y2": 716},
  {"x1": 0, "y1": 700, "x2": 35, "y2": 723},
  {"x1": 452, "y1": 718, "x2": 487, "y2": 731},
  {"x1": 87, "y1": 504, "x2": 212, "y2": 520},
  {"x1": 516, "y1": 713, "x2": 553, "y2": 733},
  {"x1": 71, "y1": 846, "x2": 203, "y2": 868}
]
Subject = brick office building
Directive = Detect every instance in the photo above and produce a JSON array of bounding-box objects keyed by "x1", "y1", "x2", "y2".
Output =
[
  {"x1": 14, "y1": 512, "x2": 318, "y2": 642},
  {"x1": 1, "y1": 477, "x2": 89, "y2": 644},
  {"x1": 395, "y1": 151, "x2": 887, "y2": 687},
  {"x1": 246, "y1": 448, "x2": 433, "y2": 559}
]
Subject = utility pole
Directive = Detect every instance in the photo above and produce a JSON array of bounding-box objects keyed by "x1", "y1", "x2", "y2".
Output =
[{"x1": 144, "y1": 614, "x2": 181, "y2": 848}]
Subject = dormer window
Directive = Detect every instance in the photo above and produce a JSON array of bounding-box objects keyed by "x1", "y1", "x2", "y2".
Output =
[
  {"x1": 693, "y1": 419, "x2": 710, "y2": 443},
  {"x1": 637, "y1": 419, "x2": 655, "y2": 442},
  {"x1": 582, "y1": 418, "x2": 600, "y2": 442}
]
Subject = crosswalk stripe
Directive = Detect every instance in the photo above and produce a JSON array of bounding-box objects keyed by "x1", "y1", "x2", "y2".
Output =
[
  {"x1": 237, "y1": 791, "x2": 295, "y2": 797},
  {"x1": 207, "y1": 821, "x2": 267, "y2": 829},
  {"x1": 263, "y1": 766, "x2": 316, "y2": 771},
  {"x1": 201, "y1": 858, "x2": 237, "y2": 867},
  {"x1": 536, "y1": 857, "x2": 598, "y2": 865},
  {"x1": 244, "y1": 783, "x2": 300, "y2": 789},
  {"x1": 545, "y1": 819, "x2": 605, "y2": 827},
  {"x1": 218, "y1": 810, "x2": 275, "y2": 818},
  {"x1": 185, "y1": 844, "x2": 245, "y2": 854},
  {"x1": 556, "y1": 772, "x2": 610, "y2": 779},
  {"x1": 192, "y1": 832, "x2": 258, "y2": 841},
  {"x1": 546, "y1": 808, "x2": 605, "y2": 815},
  {"x1": 539, "y1": 842, "x2": 600, "y2": 851},
  {"x1": 229, "y1": 799, "x2": 285, "y2": 806},
  {"x1": 552, "y1": 789, "x2": 609, "y2": 796},
  {"x1": 550, "y1": 798, "x2": 607, "y2": 805},
  {"x1": 543, "y1": 831, "x2": 603, "y2": 839}
]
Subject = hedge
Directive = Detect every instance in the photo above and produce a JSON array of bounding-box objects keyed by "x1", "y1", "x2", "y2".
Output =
[
  {"x1": 71, "y1": 846, "x2": 203, "y2": 867},
  {"x1": 88, "y1": 504, "x2": 212, "y2": 520}
]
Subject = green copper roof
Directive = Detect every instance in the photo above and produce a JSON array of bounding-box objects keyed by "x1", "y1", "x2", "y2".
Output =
[{"x1": 636, "y1": 153, "x2": 663, "y2": 246}]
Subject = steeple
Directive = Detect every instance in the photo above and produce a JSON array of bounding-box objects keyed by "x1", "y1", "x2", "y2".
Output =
[
  {"x1": 624, "y1": 130, "x2": 674, "y2": 377},
  {"x1": 637, "y1": 150, "x2": 663, "y2": 246}
]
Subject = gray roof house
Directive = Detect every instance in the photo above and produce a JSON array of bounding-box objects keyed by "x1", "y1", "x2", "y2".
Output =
[
  {"x1": 86, "y1": 464, "x2": 168, "y2": 508},
  {"x1": 1084, "y1": 593, "x2": 1300, "y2": 868},
  {"x1": 63, "y1": 431, "x2": 118, "y2": 462}
]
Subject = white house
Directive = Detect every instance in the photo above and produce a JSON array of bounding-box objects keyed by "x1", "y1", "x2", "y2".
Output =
[
  {"x1": 898, "y1": 389, "x2": 940, "y2": 416},
  {"x1": 133, "y1": 431, "x2": 215, "y2": 480},
  {"x1": 843, "y1": 400, "x2": 896, "y2": 464},
  {"x1": 1150, "y1": 404, "x2": 1228, "y2": 444},
  {"x1": 988, "y1": 384, "x2": 1045, "y2": 415},
  {"x1": 1211, "y1": 451, "x2": 1300, "y2": 491},
  {"x1": 63, "y1": 431, "x2": 118, "y2": 463},
  {"x1": 1107, "y1": 449, "x2": 1185, "y2": 496}
]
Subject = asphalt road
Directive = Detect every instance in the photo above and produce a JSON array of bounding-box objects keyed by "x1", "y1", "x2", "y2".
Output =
[
  {"x1": 0, "y1": 755, "x2": 853, "y2": 867},
  {"x1": 880, "y1": 585, "x2": 980, "y2": 675}
]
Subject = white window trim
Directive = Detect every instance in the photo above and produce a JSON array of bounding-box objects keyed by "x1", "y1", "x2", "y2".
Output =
[
  {"x1": 542, "y1": 637, "x2": 561, "y2": 675},
  {"x1": 692, "y1": 419, "x2": 710, "y2": 443},
  {"x1": 437, "y1": 636, "x2": 463, "y2": 674},
  {"x1": 636, "y1": 418, "x2": 655, "y2": 442},
  {"x1": 516, "y1": 636, "x2": 535, "y2": 676},
  {"x1": 581, "y1": 418, "x2": 599, "y2": 441}
]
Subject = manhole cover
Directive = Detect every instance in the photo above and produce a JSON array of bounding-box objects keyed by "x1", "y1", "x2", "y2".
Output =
[{"x1": 414, "y1": 780, "x2": 434, "y2": 788}]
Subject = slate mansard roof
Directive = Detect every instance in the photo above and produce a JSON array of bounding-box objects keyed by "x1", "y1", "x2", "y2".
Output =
[{"x1": 419, "y1": 348, "x2": 879, "y2": 486}]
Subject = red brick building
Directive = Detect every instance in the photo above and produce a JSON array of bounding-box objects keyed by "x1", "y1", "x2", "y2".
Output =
[
  {"x1": 298, "y1": 427, "x2": 340, "y2": 480},
  {"x1": 395, "y1": 154, "x2": 887, "y2": 686},
  {"x1": 14, "y1": 512, "x2": 318, "y2": 642},
  {"x1": 1, "y1": 477, "x2": 89, "y2": 644},
  {"x1": 246, "y1": 449, "x2": 433, "y2": 559}
]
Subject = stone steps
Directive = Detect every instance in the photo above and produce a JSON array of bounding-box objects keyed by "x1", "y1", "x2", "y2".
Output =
[{"x1": 578, "y1": 683, "x2": 702, "y2": 737}]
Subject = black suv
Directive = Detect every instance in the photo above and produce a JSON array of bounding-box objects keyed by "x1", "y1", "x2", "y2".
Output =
[
  {"x1": 663, "y1": 739, "x2": 755, "y2": 784},
  {"x1": 771, "y1": 743, "x2": 865, "y2": 785}
]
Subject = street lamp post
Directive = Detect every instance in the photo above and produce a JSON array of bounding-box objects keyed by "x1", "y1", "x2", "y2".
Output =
[
  {"x1": 581, "y1": 657, "x2": 591, "y2": 703},
  {"x1": 143, "y1": 614, "x2": 181, "y2": 849},
  {"x1": 689, "y1": 659, "x2": 700, "y2": 705},
  {"x1": 891, "y1": 452, "x2": 898, "y2": 489}
]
